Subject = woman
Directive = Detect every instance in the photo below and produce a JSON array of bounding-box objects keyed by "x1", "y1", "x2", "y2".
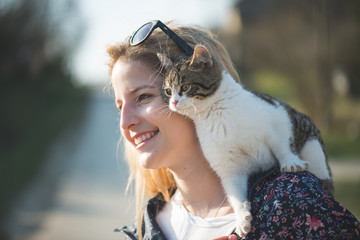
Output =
[{"x1": 107, "y1": 21, "x2": 360, "y2": 240}]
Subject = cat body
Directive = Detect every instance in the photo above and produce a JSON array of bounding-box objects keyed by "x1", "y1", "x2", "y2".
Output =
[{"x1": 160, "y1": 45, "x2": 333, "y2": 237}]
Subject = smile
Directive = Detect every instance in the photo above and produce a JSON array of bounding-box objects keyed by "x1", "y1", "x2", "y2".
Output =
[{"x1": 134, "y1": 131, "x2": 158, "y2": 145}]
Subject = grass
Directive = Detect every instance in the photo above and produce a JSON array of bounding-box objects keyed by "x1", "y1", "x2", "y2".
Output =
[
  {"x1": 325, "y1": 95, "x2": 360, "y2": 158},
  {"x1": 325, "y1": 134, "x2": 360, "y2": 159},
  {"x1": 334, "y1": 179, "x2": 360, "y2": 220}
]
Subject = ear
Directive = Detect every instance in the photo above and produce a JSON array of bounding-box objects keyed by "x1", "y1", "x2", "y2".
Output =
[
  {"x1": 189, "y1": 45, "x2": 213, "y2": 70},
  {"x1": 157, "y1": 53, "x2": 173, "y2": 68}
]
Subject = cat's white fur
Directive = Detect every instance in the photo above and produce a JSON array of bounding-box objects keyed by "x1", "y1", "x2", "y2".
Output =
[
  {"x1": 300, "y1": 139, "x2": 330, "y2": 180},
  {"x1": 168, "y1": 70, "x2": 331, "y2": 237}
]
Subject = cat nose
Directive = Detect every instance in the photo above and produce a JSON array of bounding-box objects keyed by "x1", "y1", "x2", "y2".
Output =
[{"x1": 172, "y1": 100, "x2": 178, "y2": 106}]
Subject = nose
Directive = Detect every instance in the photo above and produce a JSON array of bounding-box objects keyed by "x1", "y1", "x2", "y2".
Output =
[
  {"x1": 120, "y1": 103, "x2": 140, "y2": 130},
  {"x1": 172, "y1": 100, "x2": 178, "y2": 106}
]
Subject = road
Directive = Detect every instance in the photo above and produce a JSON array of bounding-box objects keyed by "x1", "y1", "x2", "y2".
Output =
[{"x1": 3, "y1": 89, "x2": 134, "y2": 240}]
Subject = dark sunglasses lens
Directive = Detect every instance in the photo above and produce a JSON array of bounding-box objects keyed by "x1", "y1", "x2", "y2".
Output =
[{"x1": 131, "y1": 22, "x2": 154, "y2": 45}]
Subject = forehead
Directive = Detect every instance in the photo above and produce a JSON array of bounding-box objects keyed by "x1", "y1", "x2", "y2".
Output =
[
  {"x1": 111, "y1": 61, "x2": 163, "y2": 102},
  {"x1": 112, "y1": 59, "x2": 162, "y2": 85}
]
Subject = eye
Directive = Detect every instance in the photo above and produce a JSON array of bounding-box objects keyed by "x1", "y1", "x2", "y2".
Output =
[
  {"x1": 164, "y1": 88, "x2": 172, "y2": 97},
  {"x1": 136, "y1": 94, "x2": 152, "y2": 102},
  {"x1": 181, "y1": 84, "x2": 191, "y2": 93}
]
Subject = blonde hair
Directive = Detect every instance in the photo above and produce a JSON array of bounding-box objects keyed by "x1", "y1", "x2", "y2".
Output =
[{"x1": 106, "y1": 21, "x2": 240, "y2": 238}]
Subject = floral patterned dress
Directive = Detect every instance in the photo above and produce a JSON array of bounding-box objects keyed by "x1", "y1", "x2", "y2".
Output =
[{"x1": 244, "y1": 170, "x2": 360, "y2": 239}]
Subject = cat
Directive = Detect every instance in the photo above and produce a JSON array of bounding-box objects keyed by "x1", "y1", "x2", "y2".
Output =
[{"x1": 159, "y1": 45, "x2": 333, "y2": 237}]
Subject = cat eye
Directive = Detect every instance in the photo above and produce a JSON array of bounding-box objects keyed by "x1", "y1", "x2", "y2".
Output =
[
  {"x1": 164, "y1": 88, "x2": 172, "y2": 97},
  {"x1": 181, "y1": 84, "x2": 191, "y2": 93},
  {"x1": 129, "y1": 20, "x2": 194, "y2": 56}
]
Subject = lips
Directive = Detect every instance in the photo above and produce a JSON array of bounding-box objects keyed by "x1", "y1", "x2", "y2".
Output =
[{"x1": 133, "y1": 131, "x2": 158, "y2": 146}]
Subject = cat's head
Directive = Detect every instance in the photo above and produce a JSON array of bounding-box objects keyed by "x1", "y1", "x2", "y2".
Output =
[{"x1": 159, "y1": 45, "x2": 222, "y2": 115}]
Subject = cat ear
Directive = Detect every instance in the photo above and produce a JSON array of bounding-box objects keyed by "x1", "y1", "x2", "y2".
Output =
[
  {"x1": 157, "y1": 53, "x2": 173, "y2": 68},
  {"x1": 189, "y1": 45, "x2": 213, "y2": 71}
]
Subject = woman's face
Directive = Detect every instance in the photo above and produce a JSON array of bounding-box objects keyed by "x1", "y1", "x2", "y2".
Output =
[{"x1": 112, "y1": 58, "x2": 199, "y2": 170}]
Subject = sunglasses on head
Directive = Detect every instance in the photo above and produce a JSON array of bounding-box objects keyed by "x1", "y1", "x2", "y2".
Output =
[{"x1": 129, "y1": 20, "x2": 194, "y2": 56}]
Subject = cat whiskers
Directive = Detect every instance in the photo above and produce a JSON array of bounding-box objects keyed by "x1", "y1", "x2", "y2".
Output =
[
  {"x1": 189, "y1": 100, "x2": 200, "y2": 118},
  {"x1": 154, "y1": 105, "x2": 174, "y2": 120}
]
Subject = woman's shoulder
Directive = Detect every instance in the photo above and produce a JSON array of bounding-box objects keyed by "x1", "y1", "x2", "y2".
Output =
[
  {"x1": 249, "y1": 168, "x2": 327, "y2": 199},
  {"x1": 249, "y1": 169, "x2": 331, "y2": 215},
  {"x1": 246, "y1": 169, "x2": 360, "y2": 239},
  {"x1": 115, "y1": 192, "x2": 169, "y2": 240}
]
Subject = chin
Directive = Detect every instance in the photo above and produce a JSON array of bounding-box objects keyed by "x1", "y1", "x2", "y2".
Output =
[{"x1": 138, "y1": 153, "x2": 162, "y2": 169}]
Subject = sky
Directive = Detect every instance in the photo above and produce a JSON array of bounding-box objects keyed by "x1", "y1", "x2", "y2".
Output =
[{"x1": 71, "y1": 0, "x2": 237, "y2": 85}]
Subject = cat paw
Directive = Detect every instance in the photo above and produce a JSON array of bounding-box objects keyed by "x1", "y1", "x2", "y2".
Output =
[
  {"x1": 280, "y1": 155, "x2": 309, "y2": 173},
  {"x1": 235, "y1": 202, "x2": 252, "y2": 238}
]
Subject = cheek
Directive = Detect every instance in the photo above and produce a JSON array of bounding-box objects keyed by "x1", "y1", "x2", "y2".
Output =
[
  {"x1": 120, "y1": 128, "x2": 132, "y2": 143},
  {"x1": 170, "y1": 116, "x2": 196, "y2": 141},
  {"x1": 146, "y1": 99, "x2": 169, "y2": 116}
]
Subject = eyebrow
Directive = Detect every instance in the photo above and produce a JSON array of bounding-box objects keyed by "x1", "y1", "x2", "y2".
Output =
[{"x1": 129, "y1": 84, "x2": 157, "y2": 94}]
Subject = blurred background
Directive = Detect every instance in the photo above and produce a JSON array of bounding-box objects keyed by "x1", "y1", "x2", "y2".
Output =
[{"x1": 0, "y1": 0, "x2": 359, "y2": 239}]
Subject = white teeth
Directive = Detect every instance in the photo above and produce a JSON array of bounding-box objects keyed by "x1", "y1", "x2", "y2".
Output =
[{"x1": 134, "y1": 132, "x2": 156, "y2": 145}]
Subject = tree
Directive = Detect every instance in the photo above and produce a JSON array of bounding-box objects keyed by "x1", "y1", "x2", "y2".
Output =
[
  {"x1": 220, "y1": 0, "x2": 360, "y2": 132},
  {"x1": 0, "y1": 0, "x2": 87, "y2": 230}
]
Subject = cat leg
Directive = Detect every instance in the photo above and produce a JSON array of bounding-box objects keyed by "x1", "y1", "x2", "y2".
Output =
[
  {"x1": 267, "y1": 133, "x2": 309, "y2": 173},
  {"x1": 279, "y1": 152, "x2": 309, "y2": 173},
  {"x1": 300, "y1": 139, "x2": 331, "y2": 180},
  {"x1": 221, "y1": 174, "x2": 252, "y2": 238}
]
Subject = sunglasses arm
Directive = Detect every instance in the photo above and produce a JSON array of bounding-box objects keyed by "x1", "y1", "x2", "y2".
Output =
[{"x1": 156, "y1": 21, "x2": 194, "y2": 56}]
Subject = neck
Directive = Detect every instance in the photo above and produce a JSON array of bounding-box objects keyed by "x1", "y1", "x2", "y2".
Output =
[{"x1": 169, "y1": 153, "x2": 233, "y2": 218}]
